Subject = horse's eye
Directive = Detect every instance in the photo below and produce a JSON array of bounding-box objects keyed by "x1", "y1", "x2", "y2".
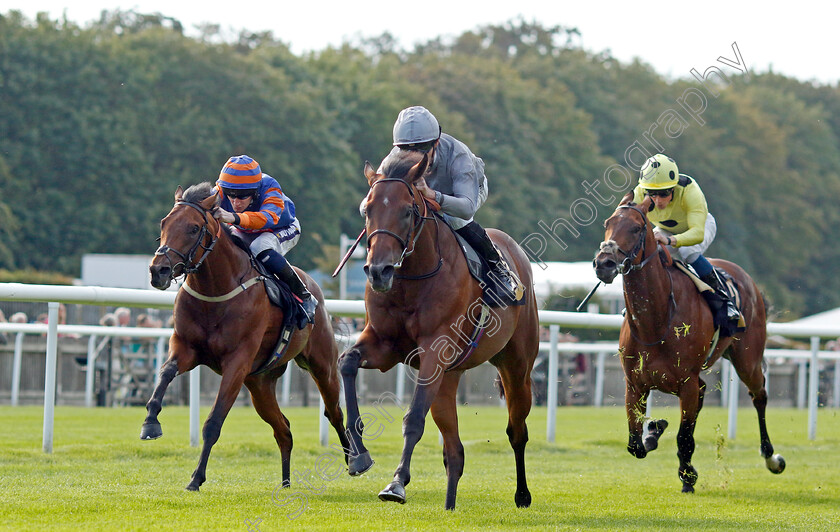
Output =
[
  {"x1": 632, "y1": 226, "x2": 642, "y2": 234},
  {"x1": 190, "y1": 225, "x2": 200, "y2": 234}
]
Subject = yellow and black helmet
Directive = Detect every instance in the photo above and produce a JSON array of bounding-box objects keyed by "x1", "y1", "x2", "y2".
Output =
[{"x1": 639, "y1": 154, "x2": 679, "y2": 190}]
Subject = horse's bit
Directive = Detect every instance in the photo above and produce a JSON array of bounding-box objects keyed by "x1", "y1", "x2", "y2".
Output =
[
  {"x1": 154, "y1": 201, "x2": 222, "y2": 281},
  {"x1": 366, "y1": 178, "x2": 442, "y2": 280}
]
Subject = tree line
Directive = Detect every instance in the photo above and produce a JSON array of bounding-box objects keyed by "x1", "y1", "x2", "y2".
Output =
[{"x1": 1, "y1": 11, "x2": 838, "y2": 318}]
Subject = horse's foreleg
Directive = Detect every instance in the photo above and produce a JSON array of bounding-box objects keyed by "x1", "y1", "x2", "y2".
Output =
[
  {"x1": 379, "y1": 356, "x2": 445, "y2": 505},
  {"x1": 676, "y1": 379, "x2": 701, "y2": 493},
  {"x1": 430, "y1": 372, "x2": 464, "y2": 510},
  {"x1": 245, "y1": 376, "x2": 294, "y2": 488},
  {"x1": 186, "y1": 364, "x2": 248, "y2": 492},
  {"x1": 625, "y1": 385, "x2": 649, "y2": 458},
  {"x1": 337, "y1": 346, "x2": 374, "y2": 476},
  {"x1": 141, "y1": 351, "x2": 194, "y2": 440}
]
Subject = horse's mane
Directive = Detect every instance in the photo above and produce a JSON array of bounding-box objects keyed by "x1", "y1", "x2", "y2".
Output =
[
  {"x1": 179, "y1": 182, "x2": 248, "y2": 253},
  {"x1": 182, "y1": 182, "x2": 215, "y2": 203},
  {"x1": 380, "y1": 150, "x2": 425, "y2": 181}
]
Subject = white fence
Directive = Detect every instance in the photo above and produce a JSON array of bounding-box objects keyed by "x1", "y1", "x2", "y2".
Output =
[{"x1": 1, "y1": 283, "x2": 838, "y2": 453}]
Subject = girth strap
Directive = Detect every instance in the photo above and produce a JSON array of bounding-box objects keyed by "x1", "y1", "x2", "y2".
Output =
[{"x1": 446, "y1": 304, "x2": 492, "y2": 372}]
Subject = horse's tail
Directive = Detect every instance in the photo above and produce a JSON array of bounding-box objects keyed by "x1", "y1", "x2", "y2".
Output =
[
  {"x1": 761, "y1": 290, "x2": 775, "y2": 322},
  {"x1": 494, "y1": 372, "x2": 505, "y2": 399}
]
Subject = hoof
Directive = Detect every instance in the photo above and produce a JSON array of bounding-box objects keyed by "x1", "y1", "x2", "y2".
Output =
[
  {"x1": 185, "y1": 483, "x2": 200, "y2": 492},
  {"x1": 515, "y1": 489, "x2": 532, "y2": 508},
  {"x1": 679, "y1": 465, "x2": 698, "y2": 491},
  {"x1": 765, "y1": 453, "x2": 786, "y2": 474},
  {"x1": 644, "y1": 419, "x2": 668, "y2": 451},
  {"x1": 378, "y1": 481, "x2": 406, "y2": 504},
  {"x1": 140, "y1": 422, "x2": 162, "y2": 440},
  {"x1": 348, "y1": 451, "x2": 374, "y2": 476}
]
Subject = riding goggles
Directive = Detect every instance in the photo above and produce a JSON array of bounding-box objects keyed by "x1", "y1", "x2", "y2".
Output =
[{"x1": 645, "y1": 188, "x2": 674, "y2": 198}]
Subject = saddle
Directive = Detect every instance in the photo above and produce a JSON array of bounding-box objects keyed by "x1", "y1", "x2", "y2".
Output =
[
  {"x1": 672, "y1": 259, "x2": 746, "y2": 338},
  {"x1": 440, "y1": 215, "x2": 526, "y2": 308},
  {"x1": 229, "y1": 233, "x2": 309, "y2": 330}
]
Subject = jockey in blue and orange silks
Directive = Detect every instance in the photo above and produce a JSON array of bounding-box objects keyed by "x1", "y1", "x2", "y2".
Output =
[{"x1": 212, "y1": 154, "x2": 316, "y2": 323}]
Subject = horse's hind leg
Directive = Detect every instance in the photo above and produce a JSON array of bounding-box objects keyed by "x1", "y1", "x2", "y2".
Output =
[
  {"x1": 496, "y1": 358, "x2": 533, "y2": 508},
  {"x1": 245, "y1": 375, "x2": 294, "y2": 488},
  {"x1": 676, "y1": 378, "x2": 702, "y2": 493},
  {"x1": 141, "y1": 345, "x2": 197, "y2": 440},
  {"x1": 430, "y1": 372, "x2": 465, "y2": 511},
  {"x1": 731, "y1": 352, "x2": 786, "y2": 474},
  {"x1": 187, "y1": 364, "x2": 249, "y2": 491}
]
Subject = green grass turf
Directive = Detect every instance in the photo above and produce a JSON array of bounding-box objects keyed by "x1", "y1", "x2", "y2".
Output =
[{"x1": 1, "y1": 404, "x2": 838, "y2": 531}]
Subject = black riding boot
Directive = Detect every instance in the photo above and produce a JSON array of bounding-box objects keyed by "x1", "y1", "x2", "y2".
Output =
[
  {"x1": 455, "y1": 221, "x2": 516, "y2": 298},
  {"x1": 700, "y1": 270, "x2": 740, "y2": 321},
  {"x1": 257, "y1": 250, "x2": 317, "y2": 324}
]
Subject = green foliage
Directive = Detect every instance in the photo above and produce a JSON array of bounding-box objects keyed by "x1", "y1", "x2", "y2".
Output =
[
  {"x1": 0, "y1": 11, "x2": 838, "y2": 317},
  {"x1": 0, "y1": 268, "x2": 73, "y2": 285}
]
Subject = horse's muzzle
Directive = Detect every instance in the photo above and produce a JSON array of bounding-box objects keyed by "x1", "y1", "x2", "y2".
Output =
[
  {"x1": 593, "y1": 253, "x2": 619, "y2": 284},
  {"x1": 364, "y1": 263, "x2": 395, "y2": 293},
  {"x1": 149, "y1": 264, "x2": 173, "y2": 290}
]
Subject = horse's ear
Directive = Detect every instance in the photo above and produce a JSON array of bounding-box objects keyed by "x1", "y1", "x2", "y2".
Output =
[
  {"x1": 174, "y1": 186, "x2": 184, "y2": 202},
  {"x1": 618, "y1": 191, "x2": 634, "y2": 206},
  {"x1": 407, "y1": 152, "x2": 430, "y2": 184},
  {"x1": 200, "y1": 188, "x2": 220, "y2": 211},
  {"x1": 642, "y1": 195, "x2": 654, "y2": 213},
  {"x1": 364, "y1": 161, "x2": 378, "y2": 186}
]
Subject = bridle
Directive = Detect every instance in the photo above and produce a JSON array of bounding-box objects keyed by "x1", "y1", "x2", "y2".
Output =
[
  {"x1": 366, "y1": 178, "x2": 443, "y2": 280},
  {"x1": 609, "y1": 203, "x2": 676, "y2": 346},
  {"x1": 610, "y1": 204, "x2": 661, "y2": 275},
  {"x1": 154, "y1": 201, "x2": 223, "y2": 281}
]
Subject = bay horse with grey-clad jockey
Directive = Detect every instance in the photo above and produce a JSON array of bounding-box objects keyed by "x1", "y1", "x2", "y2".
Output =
[
  {"x1": 144, "y1": 183, "x2": 350, "y2": 491},
  {"x1": 593, "y1": 192, "x2": 785, "y2": 493},
  {"x1": 338, "y1": 150, "x2": 540, "y2": 510}
]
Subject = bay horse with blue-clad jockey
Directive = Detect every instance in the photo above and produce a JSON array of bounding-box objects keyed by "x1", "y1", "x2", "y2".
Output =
[
  {"x1": 144, "y1": 183, "x2": 350, "y2": 491},
  {"x1": 593, "y1": 193, "x2": 785, "y2": 493},
  {"x1": 338, "y1": 150, "x2": 540, "y2": 510}
]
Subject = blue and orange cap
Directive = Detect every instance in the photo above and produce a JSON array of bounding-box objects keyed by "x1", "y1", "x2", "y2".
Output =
[{"x1": 217, "y1": 155, "x2": 263, "y2": 189}]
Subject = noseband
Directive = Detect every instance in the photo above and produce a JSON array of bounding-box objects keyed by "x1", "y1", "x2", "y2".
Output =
[
  {"x1": 366, "y1": 178, "x2": 442, "y2": 279},
  {"x1": 155, "y1": 201, "x2": 222, "y2": 280}
]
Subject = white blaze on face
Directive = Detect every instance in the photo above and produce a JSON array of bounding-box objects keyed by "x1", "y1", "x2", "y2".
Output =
[
  {"x1": 383, "y1": 198, "x2": 390, "y2": 207},
  {"x1": 599, "y1": 240, "x2": 619, "y2": 255}
]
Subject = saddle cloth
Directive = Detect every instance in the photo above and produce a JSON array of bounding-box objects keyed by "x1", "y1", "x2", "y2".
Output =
[
  {"x1": 442, "y1": 215, "x2": 527, "y2": 308},
  {"x1": 672, "y1": 260, "x2": 746, "y2": 336}
]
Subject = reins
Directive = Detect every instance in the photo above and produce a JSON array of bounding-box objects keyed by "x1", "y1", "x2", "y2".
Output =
[
  {"x1": 366, "y1": 178, "x2": 443, "y2": 280},
  {"x1": 156, "y1": 200, "x2": 261, "y2": 301}
]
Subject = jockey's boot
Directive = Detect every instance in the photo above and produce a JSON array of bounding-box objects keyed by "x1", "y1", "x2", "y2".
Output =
[
  {"x1": 257, "y1": 250, "x2": 317, "y2": 324},
  {"x1": 455, "y1": 221, "x2": 517, "y2": 300},
  {"x1": 700, "y1": 270, "x2": 741, "y2": 322}
]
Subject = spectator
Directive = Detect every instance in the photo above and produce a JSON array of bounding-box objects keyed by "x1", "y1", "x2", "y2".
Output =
[
  {"x1": 99, "y1": 313, "x2": 118, "y2": 327},
  {"x1": 114, "y1": 307, "x2": 131, "y2": 327},
  {"x1": 10, "y1": 312, "x2": 28, "y2": 324},
  {"x1": 0, "y1": 309, "x2": 7, "y2": 344}
]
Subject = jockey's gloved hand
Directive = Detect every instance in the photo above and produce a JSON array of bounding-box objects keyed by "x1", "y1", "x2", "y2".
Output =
[
  {"x1": 654, "y1": 232, "x2": 671, "y2": 246},
  {"x1": 213, "y1": 207, "x2": 236, "y2": 224}
]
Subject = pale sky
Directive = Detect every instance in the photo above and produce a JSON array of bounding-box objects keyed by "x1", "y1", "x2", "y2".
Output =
[{"x1": 7, "y1": 1, "x2": 840, "y2": 85}]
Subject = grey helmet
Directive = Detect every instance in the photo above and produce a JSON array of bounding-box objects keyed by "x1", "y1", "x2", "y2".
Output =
[{"x1": 392, "y1": 106, "x2": 441, "y2": 146}]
